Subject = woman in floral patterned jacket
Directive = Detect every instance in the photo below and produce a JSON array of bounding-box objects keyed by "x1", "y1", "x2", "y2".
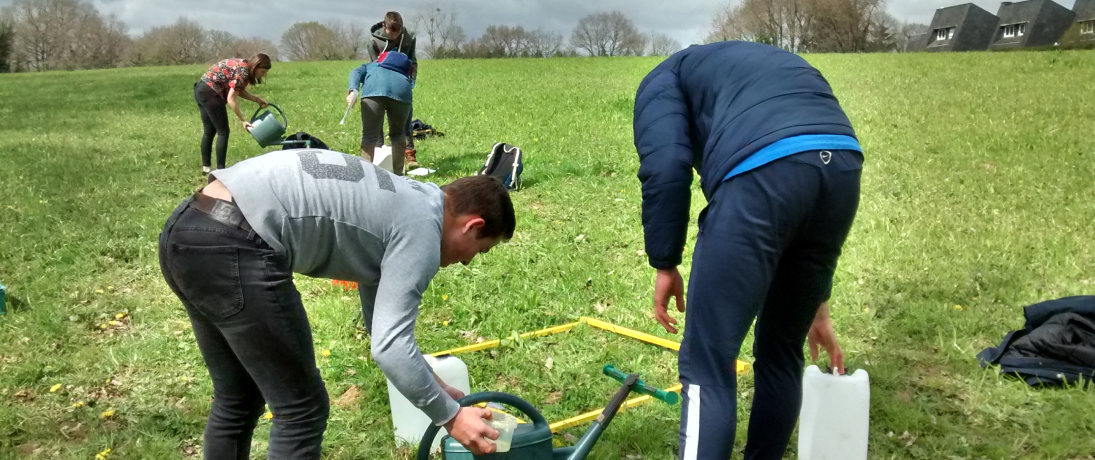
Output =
[{"x1": 194, "y1": 53, "x2": 272, "y2": 175}]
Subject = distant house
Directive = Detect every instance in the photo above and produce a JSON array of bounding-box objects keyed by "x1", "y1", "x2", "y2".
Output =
[
  {"x1": 1072, "y1": 0, "x2": 1095, "y2": 41},
  {"x1": 989, "y1": 0, "x2": 1075, "y2": 49},
  {"x1": 924, "y1": 4, "x2": 999, "y2": 51}
]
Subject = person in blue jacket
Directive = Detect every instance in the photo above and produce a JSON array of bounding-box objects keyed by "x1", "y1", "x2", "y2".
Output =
[
  {"x1": 633, "y1": 41, "x2": 862, "y2": 460},
  {"x1": 347, "y1": 51, "x2": 414, "y2": 175}
]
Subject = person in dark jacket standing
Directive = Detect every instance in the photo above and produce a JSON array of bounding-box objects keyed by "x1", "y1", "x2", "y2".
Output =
[
  {"x1": 367, "y1": 12, "x2": 421, "y2": 169},
  {"x1": 633, "y1": 41, "x2": 863, "y2": 460}
]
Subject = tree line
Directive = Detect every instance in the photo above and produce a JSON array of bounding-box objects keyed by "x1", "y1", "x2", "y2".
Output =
[
  {"x1": 0, "y1": 0, "x2": 927, "y2": 73},
  {"x1": 707, "y1": 0, "x2": 928, "y2": 53}
]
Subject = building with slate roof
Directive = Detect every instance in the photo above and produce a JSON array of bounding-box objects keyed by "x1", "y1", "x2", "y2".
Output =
[
  {"x1": 989, "y1": 0, "x2": 1075, "y2": 49},
  {"x1": 1071, "y1": 0, "x2": 1095, "y2": 41},
  {"x1": 924, "y1": 3, "x2": 999, "y2": 52}
]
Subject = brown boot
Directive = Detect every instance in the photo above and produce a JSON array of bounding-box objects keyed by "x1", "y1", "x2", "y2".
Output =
[{"x1": 405, "y1": 148, "x2": 419, "y2": 169}]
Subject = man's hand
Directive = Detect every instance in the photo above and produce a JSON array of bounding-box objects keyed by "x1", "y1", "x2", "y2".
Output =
[
  {"x1": 653, "y1": 267, "x2": 686, "y2": 334},
  {"x1": 443, "y1": 407, "x2": 498, "y2": 455},
  {"x1": 807, "y1": 301, "x2": 845, "y2": 374}
]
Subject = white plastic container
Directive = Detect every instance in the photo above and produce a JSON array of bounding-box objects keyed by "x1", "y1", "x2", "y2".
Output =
[
  {"x1": 798, "y1": 365, "x2": 870, "y2": 460},
  {"x1": 373, "y1": 145, "x2": 393, "y2": 172},
  {"x1": 484, "y1": 411, "x2": 518, "y2": 452},
  {"x1": 387, "y1": 354, "x2": 472, "y2": 451}
]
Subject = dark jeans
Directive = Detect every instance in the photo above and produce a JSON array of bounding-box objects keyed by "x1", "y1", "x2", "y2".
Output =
[
  {"x1": 159, "y1": 197, "x2": 328, "y2": 460},
  {"x1": 678, "y1": 150, "x2": 862, "y2": 460},
  {"x1": 360, "y1": 96, "x2": 410, "y2": 174},
  {"x1": 194, "y1": 83, "x2": 230, "y2": 169}
]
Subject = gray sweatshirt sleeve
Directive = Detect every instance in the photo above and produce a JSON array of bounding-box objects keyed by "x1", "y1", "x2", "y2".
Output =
[{"x1": 366, "y1": 218, "x2": 459, "y2": 425}]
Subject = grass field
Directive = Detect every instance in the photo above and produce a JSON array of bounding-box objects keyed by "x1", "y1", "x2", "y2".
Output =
[{"x1": 1, "y1": 51, "x2": 1094, "y2": 459}]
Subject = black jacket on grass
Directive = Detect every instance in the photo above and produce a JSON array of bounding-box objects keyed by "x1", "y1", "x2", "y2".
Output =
[
  {"x1": 633, "y1": 41, "x2": 858, "y2": 269},
  {"x1": 978, "y1": 296, "x2": 1095, "y2": 387}
]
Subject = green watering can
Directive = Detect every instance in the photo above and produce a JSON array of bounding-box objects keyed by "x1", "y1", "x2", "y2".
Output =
[
  {"x1": 248, "y1": 103, "x2": 311, "y2": 148},
  {"x1": 417, "y1": 365, "x2": 678, "y2": 460}
]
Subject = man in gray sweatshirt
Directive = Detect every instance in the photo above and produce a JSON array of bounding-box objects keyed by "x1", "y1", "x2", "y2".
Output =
[{"x1": 158, "y1": 149, "x2": 513, "y2": 459}]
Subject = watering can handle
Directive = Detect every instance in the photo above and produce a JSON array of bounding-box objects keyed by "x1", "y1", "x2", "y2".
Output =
[
  {"x1": 603, "y1": 364, "x2": 679, "y2": 405},
  {"x1": 250, "y1": 103, "x2": 287, "y2": 128},
  {"x1": 416, "y1": 391, "x2": 549, "y2": 460}
]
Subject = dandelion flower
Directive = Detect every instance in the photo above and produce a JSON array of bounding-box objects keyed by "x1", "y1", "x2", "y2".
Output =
[
  {"x1": 322, "y1": 350, "x2": 331, "y2": 357},
  {"x1": 100, "y1": 409, "x2": 115, "y2": 419},
  {"x1": 50, "y1": 384, "x2": 62, "y2": 393}
]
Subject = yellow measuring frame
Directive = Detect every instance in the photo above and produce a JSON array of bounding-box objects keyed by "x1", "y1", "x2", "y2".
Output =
[{"x1": 428, "y1": 317, "x2": 749, "y2": 433}]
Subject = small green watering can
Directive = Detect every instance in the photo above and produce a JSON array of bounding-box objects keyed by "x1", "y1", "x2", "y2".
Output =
[
  {"x1": 249, "y1": 103, "x2": 311, "y2": 148},
  {"x1": 417, "y1": 365, "x2": 678, "y2": 460}
]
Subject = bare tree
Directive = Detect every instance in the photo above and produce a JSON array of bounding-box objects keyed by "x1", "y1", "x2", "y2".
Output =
[
  {"x1": 526, "y1": 28, "x2": 563, "y2": 57},
  {"x1": 412, "y1": 3, "x2": 466, "y2": 58},
  {"x1": 280, "y1": 21, "x2": 344, "y2": 61},
  {"x1": 647, "y1": 32, "x2": 682, "y2": 56},
  {"x1": 480, "y1": 25, "x2": 531, "y2": 57},
  {"x1": 896, "y1": 21, "x2": 928, "y2": 52},
  {"x1": 7, "y1": 0, "x2": 84, "y2": 71},
  {"x1": 126, "y1": 17, "x2": 208, "y2": 66},
  {"x1": 5, "y1": 0, "x2": 129, "y2": 70},
  {"x1": 329, "y1": 20, "x2": 367, "y2": 59},
  {"x1": 809, "y1": 0, "x2": 885, "y2": 52},
  {"x1": 0, "y1": 18, "x2": 13, "y2": 72},
  {"x1": 571, "y1": 11, "x2": 646, "y2": 56},
  {"x1": 229, "y1": 37, "x2": 280, "y2": 61},
  {"x1": 706, "y1": 0, "x2": 814, "y2": 52},
  {"x1": 205, "y1": 29, "x2": 237, "y2": 61}
]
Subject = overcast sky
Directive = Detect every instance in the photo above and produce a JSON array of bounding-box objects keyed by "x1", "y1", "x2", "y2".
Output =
[{"x1": 0, "y1": 0, "x2": 1083, "y2": 47}]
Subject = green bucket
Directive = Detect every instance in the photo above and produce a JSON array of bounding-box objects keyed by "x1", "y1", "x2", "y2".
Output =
[
  {"x1": 249, "y1": 103, "x2": 288, "y2": 148},
  {"x1": 0, "y1": 281, "x2": 6, "y2": 315}
]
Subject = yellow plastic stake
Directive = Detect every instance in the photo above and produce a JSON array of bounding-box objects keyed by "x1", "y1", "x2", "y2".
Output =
[{"x1": 430, "y1": 321, "x2": 582, "y2": 357}]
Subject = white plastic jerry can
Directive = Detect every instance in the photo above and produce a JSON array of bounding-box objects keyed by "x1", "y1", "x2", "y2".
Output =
[
  {"x1": 798, "y1": 365, "x2": 870, "y2": 460},
  {"x1": 373, "y1": 145, "x2": 394, "y2": 172},
  {"x1": 387, "y1": 354, "x2": 472, "y2": 451}
]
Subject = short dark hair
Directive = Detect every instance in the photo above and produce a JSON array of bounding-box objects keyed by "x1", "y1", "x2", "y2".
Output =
[
  {"x1": 384, "y1": 12, "x2": 403, "y2": 28},
  {"x1": 441, "y1": 176, "x2": 516, "y2": 240}
]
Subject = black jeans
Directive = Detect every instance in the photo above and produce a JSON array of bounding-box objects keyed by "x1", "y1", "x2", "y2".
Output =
[
  {"x1": 678, "y1": 150, "x2": 862, "y2": 460},
  {"x1": 159, "y1": 197, "x2": 328, "y2": 460},
  {"x1": 194, "y1": 83, "x2": 230, "y2": 169}
]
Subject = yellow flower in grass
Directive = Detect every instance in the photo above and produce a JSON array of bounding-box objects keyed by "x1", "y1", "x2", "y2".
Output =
[
  {"x1": 442, "y1": 321, "x2": 450, "y2": 326},
  {"x1": 115, "y1": 313, "x2": 126, "y2": 319},
  {"x1": 73, "y1": 401, "x2": 85, "y2": 408},
  {"x1": 100, "y1": 409, "x2": 116, "y2": 419},
  {"x1": 50, "y1": 384, "x2": 62, "y2": 393},
  {"x1": 95, "y1": 448, "x2": 112, "y2": 460},
  {"x1": 264, "y1": 411, "x2": 274, "y2": 420},
  {"x1": 441, "y1": 294, "x2": 449, "y2": 301},
  {"x1": 954, "y1": 305, "x2": 964, "y2": 311},
  {"x1": 322, "y1": 349, "x2": 331, "y2": 357}
]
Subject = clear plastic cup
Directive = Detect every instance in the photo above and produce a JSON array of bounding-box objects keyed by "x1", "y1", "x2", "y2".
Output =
[{"x1": 483, "y1": 411, "x2": 518, "y2": 453}]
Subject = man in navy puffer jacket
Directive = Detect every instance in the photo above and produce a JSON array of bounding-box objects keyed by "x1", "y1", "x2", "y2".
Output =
[{"x1": 634, "y1": 41, "x2": 864, "y2": 460}]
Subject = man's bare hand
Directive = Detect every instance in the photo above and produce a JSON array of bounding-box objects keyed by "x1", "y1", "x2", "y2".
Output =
[
  {"x1": 443, "y1": 407, "x2": 498, "y2": 455},
  {"x1": 653, "y1": 267, "x2": 686, "y2": 334},
  {"x1": 807, "y1": 301, "x2": 844, "y2": 374}
]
